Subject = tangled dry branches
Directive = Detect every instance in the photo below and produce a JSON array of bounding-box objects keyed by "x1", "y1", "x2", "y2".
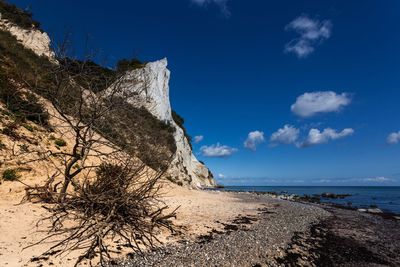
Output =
[{"x1": 25, "y1": 160, "x2": 179, "y2": 266}]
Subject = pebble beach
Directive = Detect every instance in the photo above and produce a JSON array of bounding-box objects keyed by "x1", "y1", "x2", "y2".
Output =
[{"x1": 111, "y1": 192, "x2": 400, "y2": 267}]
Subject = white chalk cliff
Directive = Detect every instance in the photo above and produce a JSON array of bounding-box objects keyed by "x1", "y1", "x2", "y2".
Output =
[
  {"x1": 0, "y1": 17, "x2": 215, "y2": 188},
  {"x1": 116, "y1": 59, "x2": 216, "y2": 188},
  {"x1": 0, "y1": 14, "x2": 55, "y2": 60}
]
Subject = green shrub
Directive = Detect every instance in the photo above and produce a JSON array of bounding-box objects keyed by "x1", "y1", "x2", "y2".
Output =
[
  {"x1": 1, "y1": 122, "x2": 19, "y2": 138},
  {"x1": 2, "y1": 168, "x2": 18, "y2": 181},
  {"x1": 0, "y1": 0, "x2": 41, "y2": 30},
  {"x1": 172, "y1": 110, "x2": 192, "y2": 148},
  {"x1": 23, "y1": 124, "x2": 34, "y2": 132},
  {"x1": 54, "y1": 138, "x2": 66, "y2": 147},
  {"x1": 18, "y1": 143, "x2": 29, "y2": 152},
  {"x1": 116, "y1": 58, "x2": 145, "y2": 73},
  {"x1": 59, "y1": 58, "x2": 117, "y2": 93}
]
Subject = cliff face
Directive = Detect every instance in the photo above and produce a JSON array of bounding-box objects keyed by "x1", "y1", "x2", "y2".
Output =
[
  {"x1": 0, "y1": 16, "x2": 55, "y2": 60},
  {"x1": 0, "y1": 12, "x2": 215, "y2": 188},
  {"x1": 117, "y1": 59, "x2": 215, "y2": 188}
]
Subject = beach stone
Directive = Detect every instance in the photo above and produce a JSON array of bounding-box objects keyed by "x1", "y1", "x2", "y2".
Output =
[
  {"x1": 367, "y1": 208, "x2": 383, "y2": 214},
  {"x1": 357, "y1": 209, "x2": 367, "y2": 212}
]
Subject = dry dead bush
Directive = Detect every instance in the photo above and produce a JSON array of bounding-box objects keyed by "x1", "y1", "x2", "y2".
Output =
[{"x1": 25, "y1": 160, "x2": 178, "y2": 266}]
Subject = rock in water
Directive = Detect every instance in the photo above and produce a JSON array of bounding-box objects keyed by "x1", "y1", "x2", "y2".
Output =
[
  {"x1": 367, "y1": 208, "x2": 383, "y2": 214},
  {"x1": 116, "y1": 58, "x2": 215, "y2": 188}
]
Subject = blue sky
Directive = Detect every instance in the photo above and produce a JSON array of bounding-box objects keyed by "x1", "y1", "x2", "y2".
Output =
[{"x1": 10, "y1": 0, "x2": 400, "y2": 186}]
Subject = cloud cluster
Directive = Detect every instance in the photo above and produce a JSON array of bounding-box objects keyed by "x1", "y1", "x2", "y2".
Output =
[
  {"x1": 269, "y1": 125, "x2": 354, "y2": 148},
  {"x1": 362, "y1": 176, "x2": 391, "y2": 182},
  {"x1": 244, "y1": 131, "x2": 265, "y2": 150},
  {"x1": 300, "y1": 128, "x2": 354, "y2": 147},
  {"x1": 270, "y1": 125, "x2": 299, "y2": 145},
  {"x1": 193, "y1": 135, "x2": 204, "y2": 144},
  {"x1": 387, "y1": 131, "x2": 400, "y2": 145},
  {"x1": 318, "y1": 176, "x2": 395, "y2": 184},
  {"x1": 200, "y1": 143, "x2": 237, "y2": 157},
  {"x1": 190, "y1": 0, "x2": 230, "y2": 17},
  {"x1": 285, "y1": 15, "x2": 332, "y2": 58},
  {"x1": 291, "y1": 91, "x2": 351, "y2": 118}
]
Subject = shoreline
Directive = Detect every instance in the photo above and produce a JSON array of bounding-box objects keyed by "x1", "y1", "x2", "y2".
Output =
[
  {"x1": 112, "y1": 191, "x2": 400, "y2": 267},
  {"x1": 205, "y1": 188, "x2": 400, "y2": 219}
]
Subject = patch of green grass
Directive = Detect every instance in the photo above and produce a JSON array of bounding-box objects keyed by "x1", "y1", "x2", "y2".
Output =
[
  {"x1": 23, "y1": 124, "x2": 34, "y2": 132},
  {"x1": 59, "y1": 58, "x2": 118, "y2": 93},
  {"x1": 54, "y1": 138, "x2": 66, "y2": 147},
  {"x1": 2, "y1": 168, "x2": 19, "y2": 181},
  {"x1": 95, "y1": 103, "x2": 176, "y2": 171},
  {"x1": 0, "y1": 31, "x2": 50, "y2": 126}
]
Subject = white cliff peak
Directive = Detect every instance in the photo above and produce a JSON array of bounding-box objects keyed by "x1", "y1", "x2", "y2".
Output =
[{"x1": 117, "y1": 58, "x2": 215, "y2": 188}]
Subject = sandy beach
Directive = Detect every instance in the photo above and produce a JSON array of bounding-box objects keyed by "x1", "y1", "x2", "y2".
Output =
[
  {"x1": 2, "y1": 183, "x2": 399, "y2": 267},
  {"x1": 0, "y1": 183, "x2": 276, "y2": 266}
]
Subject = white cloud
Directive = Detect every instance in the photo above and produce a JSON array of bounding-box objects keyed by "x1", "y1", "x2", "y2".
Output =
[
  {"x1": 362, "y1": 176, "x2": 391, "y2": 183},
  {"x1": 291, "y1": 91, "x2": 351, "y2": 118},
  {"x1": 193, "y1": 135, "x2": 204, "y2": 144},
  {"x1": 300, "y1": 128, "x2": 354, "y2": 147},
  {"x1": 387, "y1": 131, "x2": 400, "y2": 145},
  {"x1": 318, "y1": 176, "x2": 395, "y2": 184},
  {"x1": 285, "y1": 14, "x2": 332, "y2": 58},
  {"x1": 190, "y1": 0, "x2": 230, "y2": 17},
  {"x1": 270, "y1": 125, "x2": 300, "y2": 146},
  {"x1": 218, "y1": 173, "x2": 226, "y2": 178},
  {"x1": 200, "y1": 143, "x2": 237, "y2": 157},
  {"x1": 244, "y1": 131, "x2": 265, "y2": 150}
]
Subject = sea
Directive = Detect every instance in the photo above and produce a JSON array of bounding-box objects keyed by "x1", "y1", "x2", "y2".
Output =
[{"x1": 219, "y1": 186, "x2": 400, "y2": 215}]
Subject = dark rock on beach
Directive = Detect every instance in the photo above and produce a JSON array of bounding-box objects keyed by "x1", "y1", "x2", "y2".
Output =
[
  {"x1": 278, "y1": 205, "x2": 400, "y2": 266},
  {"x1": 319, "y1": 192, "x2": 352, "y2": 199}
]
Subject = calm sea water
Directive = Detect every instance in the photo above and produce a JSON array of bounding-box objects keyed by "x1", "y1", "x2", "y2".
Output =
[{"x1": 221, "y1": 186, "x2": 400, "y2": 215}]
